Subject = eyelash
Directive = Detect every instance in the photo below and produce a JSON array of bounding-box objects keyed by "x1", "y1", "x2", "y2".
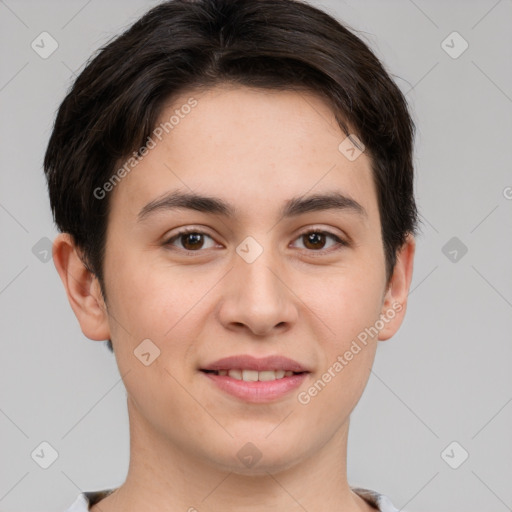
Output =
[{"x1": 163, "y1": 227, "x2": 348, "y2": 255}]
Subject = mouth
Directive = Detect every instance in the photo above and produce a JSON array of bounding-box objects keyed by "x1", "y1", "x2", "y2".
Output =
[{"x1": 199, "y1": 355, "x2": 310, "y2": 403}]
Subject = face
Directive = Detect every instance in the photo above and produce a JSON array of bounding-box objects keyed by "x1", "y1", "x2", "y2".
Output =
[{"x1": 66, "y1": 84, "x2": 413, "y2": 474}]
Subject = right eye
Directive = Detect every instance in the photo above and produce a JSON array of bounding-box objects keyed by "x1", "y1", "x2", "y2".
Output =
[{"x1": 164, "y1": 228, "x2": 220, "y2": 252}]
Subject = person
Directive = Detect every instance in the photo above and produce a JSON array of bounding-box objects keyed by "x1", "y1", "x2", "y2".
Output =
[{"x1": 45, "y1": 0, "x2": 418, "y2": 510}]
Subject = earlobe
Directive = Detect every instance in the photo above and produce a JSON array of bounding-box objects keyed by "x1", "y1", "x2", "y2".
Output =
[
  {"x1": 378, "y1": 234, "x2": 416, "y2": 341},
  {"x1": 52, "y1": 233, "x2": 111, "y2": 341}
]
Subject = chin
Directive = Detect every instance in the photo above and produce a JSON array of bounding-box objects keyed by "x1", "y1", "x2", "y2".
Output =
[{"x1": 203, "y1": 439, "x2": 305, "y2": 476}]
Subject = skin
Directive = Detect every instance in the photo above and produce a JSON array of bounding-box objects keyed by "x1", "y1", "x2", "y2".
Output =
[{"x1": 53, "y1": 84, "x2": 415, "y2": 512}]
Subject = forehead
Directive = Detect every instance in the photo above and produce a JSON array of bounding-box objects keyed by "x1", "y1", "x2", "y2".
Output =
[{"x1": 110, "y1": 84, "x2": 378, "y2": 225}]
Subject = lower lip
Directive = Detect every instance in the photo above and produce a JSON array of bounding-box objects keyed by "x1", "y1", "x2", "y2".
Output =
[{"x1": 201, "y1": 371, "x2": 308, "y2": 403}]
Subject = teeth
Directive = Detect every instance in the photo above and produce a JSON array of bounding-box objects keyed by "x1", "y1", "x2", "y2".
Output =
[
  {"x1": 228, "y1": 369, "x2": 242, "y2": 380},
  {"x1": 214, "y1": 369, "x2": 299, "y2": 381},
  {"x1": 258, "y1": 370, "x2": 277, "y2": 381},
  {"x1": 242, "y1": 369, "x2": 259, "y2": 381}
]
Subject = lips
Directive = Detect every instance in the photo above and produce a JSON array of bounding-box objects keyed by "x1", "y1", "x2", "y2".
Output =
[
  {"x1": 199, "y1": 355, "x2": 311, "y2": 402},
  {"x1": 200, "y1": 354, "x2": 310, "y2": 373}
]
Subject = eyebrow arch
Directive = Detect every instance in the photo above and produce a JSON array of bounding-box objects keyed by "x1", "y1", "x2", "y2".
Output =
[{"x1": 137, "y1": 190, "x2": 367, "y2": 222}]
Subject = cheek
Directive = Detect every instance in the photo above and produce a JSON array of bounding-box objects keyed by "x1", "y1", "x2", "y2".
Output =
[
  {"x1": 104, "y1": 251, "x2": 220, "y2": 380},
  {"x1": 299, "y1": 281, "x2": 380, "y2": 419},
  {"x1": 105, "y1": 250, "x2": 199, "y2": 335},
  {"x1": 103, "y1": 255, "x2": 210, "y2": 429},
  {"x1": 299, "y1": 270, "x2": 383, "y2": 408},
  {"x1": 308, "y1": 269, "x2": 385, "y2": 347},
  {"x1": 307, "y1": 344, "x2": 376, "y2": 430}
]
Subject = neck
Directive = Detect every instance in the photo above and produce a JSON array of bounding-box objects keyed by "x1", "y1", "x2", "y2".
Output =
[{"x1": 94, "y1": 396, "x2": 374, "y2": 512}]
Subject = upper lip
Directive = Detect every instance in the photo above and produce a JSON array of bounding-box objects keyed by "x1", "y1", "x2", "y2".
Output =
[{"x1": 201, "y1": 355, "x2": 310, "y2": 373}]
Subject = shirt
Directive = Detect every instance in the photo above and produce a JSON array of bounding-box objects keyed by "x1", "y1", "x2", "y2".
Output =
[{"x1": 63, "y1": 486, "x2": 404, "y2": 511}]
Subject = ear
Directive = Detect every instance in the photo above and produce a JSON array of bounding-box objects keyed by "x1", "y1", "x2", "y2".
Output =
[
  {"x1": 378, "y1": 234, "x2": 416, "y2": 341},
  {"x1": 52, "y1": 233, "x2": 110, "y2": 341}
]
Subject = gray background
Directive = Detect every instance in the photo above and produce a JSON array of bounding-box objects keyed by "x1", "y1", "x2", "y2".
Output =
[{"x1": 1, "y1": 1, "x2": 511, "y2": 511}]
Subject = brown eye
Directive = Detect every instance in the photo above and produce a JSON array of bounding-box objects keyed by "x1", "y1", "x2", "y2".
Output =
[
  {"x1": 302, "y1": 232, "x2": 327, "y2": 250},
  {"x1": 180, "y1": 233, "x2": 205, "y2": 250},
  {"x1": 292, "y1": 230, "x2": 346, "y2": 252},
  {"x1": 165, "y1": 230, "x2": 217, "y2": 251}
]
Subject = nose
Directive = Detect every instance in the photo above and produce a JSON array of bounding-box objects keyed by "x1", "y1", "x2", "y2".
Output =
[{"x1": 216, "y1": 245, "x2": 299, "y2": 337}]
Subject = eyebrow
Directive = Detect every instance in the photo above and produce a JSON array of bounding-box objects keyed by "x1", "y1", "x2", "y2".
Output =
[{"x1": 137, "y1": 190, "x2": 367, "y2": 222}]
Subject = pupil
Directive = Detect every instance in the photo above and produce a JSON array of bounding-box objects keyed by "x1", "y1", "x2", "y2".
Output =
[
  {"x1": 305, "y1": 232, "x2": 325, "y2": 249},
  {"x1": 183, "y1": 233, "x2": 203, "y2": 250}
]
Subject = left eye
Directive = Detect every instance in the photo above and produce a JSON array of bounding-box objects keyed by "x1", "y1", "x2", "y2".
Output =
[
  {"x1": 165, "y1": 230, "x2": 218, "y2": 251},
  {"x1": 165, "y1": 229, "x2": 345, "y2": 253},
  {"x1": 291, "y1": 230, "x2": 345, "y2": 252}
]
